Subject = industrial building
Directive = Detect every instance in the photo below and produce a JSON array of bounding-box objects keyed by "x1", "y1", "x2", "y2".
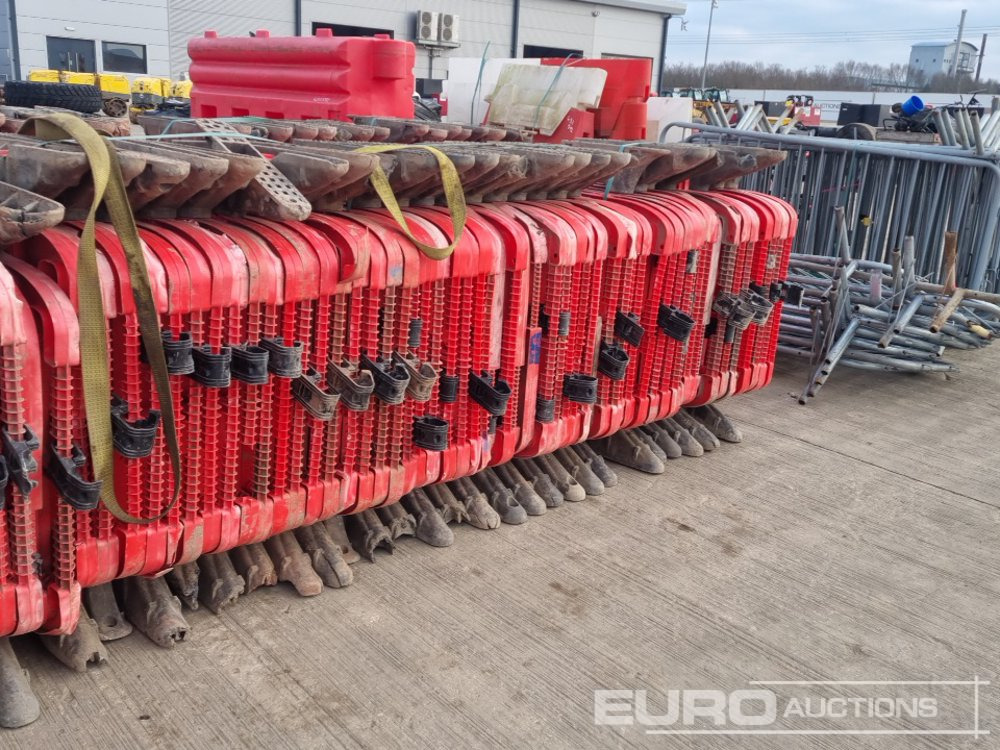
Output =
[
  {"x1": 908, "y1": 39, "x2": 980, "y2": 81},
  {"x1": 0, "y1": 0, "x2": 685, "y2": 90}
]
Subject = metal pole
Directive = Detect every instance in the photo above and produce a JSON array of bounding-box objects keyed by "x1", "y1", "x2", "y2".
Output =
[
  {"x1": 976, "y1": 33, "x2": 987, "y2": 81},
  {"x1": 700, "y1": 0, "x2": 718, "y2": 91},
  {"x1": 949, "y1": 8, "x2": 967, "y2": 79},
  {"x1": 657, "y1": 14, "x2": 671, "y2": 95}
]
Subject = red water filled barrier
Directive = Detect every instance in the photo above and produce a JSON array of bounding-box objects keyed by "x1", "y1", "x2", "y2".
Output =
[
  {"x1": 0, "y1": 176, "x2": 795, "y2": 636},
  {"x1": 541, "y1": 58, "x2": 652, "y2": 141},
  {"x1": 189, "y1": 29, "x2": 416, "y2": 121}
]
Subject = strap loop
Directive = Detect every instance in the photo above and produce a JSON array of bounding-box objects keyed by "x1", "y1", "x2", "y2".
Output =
[
  {"x1": 354, "y1": 144, "x2": 466, "y2": 260},
  {"x1": 25, "y1": 113, "x2": 182, "y2": 525}
]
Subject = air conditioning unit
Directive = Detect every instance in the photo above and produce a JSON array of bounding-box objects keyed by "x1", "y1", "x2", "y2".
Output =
[
  {"x1": 416, "y1": 10, "x2": 439, "y2": 43},
  {"x1": 438, "y1": 14, "x2": 460, "y2": 45}
]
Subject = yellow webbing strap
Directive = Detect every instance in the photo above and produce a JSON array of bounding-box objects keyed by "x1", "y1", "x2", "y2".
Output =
[
  {"x1": 355, "y1": 144, "x2": 466, "y2": 260},
  {"x1": 27, "y1": 113, "x2": 181, "y2": 524}
]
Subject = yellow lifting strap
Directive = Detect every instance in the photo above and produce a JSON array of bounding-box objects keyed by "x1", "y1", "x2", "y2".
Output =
[
  {"x1": 26, "y1": 112, "x2": 182, "y2": 525},
  {"x1": 355, "y1": 144, "x2": 467, "y2": 260}
]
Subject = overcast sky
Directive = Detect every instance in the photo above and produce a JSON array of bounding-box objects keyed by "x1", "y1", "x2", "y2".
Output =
[{"x1": 666, "y1": 0, "x2": 1000, "y2": 82}]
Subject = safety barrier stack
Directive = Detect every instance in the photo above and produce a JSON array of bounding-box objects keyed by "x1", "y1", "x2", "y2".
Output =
[{"x1": 0, "y1": 122, "x2": 798, "y2": 728}]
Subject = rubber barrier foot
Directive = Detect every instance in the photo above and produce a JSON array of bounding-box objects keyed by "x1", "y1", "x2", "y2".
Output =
[
  {"x1": 375, "y1": 503, "x2": 417, "y2": 540},
  {"x1": 402, "y1": 489, "x2": 454, "y2": 547},
  {"x1": 493, "y1": 462, "x2": 546, "y2": 516},
  {"x1": 295, "y1": 523, "x2": 353, "y2": 588},
  {"x1": 472, "y1": 469, "x2": 527, "y2": 525},
  {"x1": 165, "y1": 562, "x2": 201, "y2": 609},
  {"x1": 536, "y1": 453, "x2": 586, "y2": 503},
  {"x1": 633, "y1": 427, "x2": 669, "y2": 462},
  {"x1": 642, "y1": 422, "x2": 684, "y2": 459},
  {"x1": 424, "y1": 483, "x2": 470, "y2": 525},
  {"x1": 0, "y1": 638, "x2": 40, "y2": 729},
  {"x1": 449, "y1": 477, "x2": 500, "y2": 530},
  {"x1": 595, "y1": 431, "x2": 665, "y2": 475},
  {"x1": 322, "y1": 516, "x2": 361, "y2": 565},
  {"x1": 688, "y1": 404, "x2": 743, "y2": 444},
  {"x1": 673, "y1": 410, "x2": 721, "y2": 452},
  {"x1": 512, "y1": 458, "x2": 564, "y2": 508},
  {"x1": 659, "y1": 418, "x2": 704, "y2": 457},
  {"x1": 121, "y1": 576, "x2": 190, "y2": 648},
  {"x1": 229, "y1": 543, "x2": 278, "y2": 595},
  {"x1": 573, "y1": 442, "x2": 618, "y2": 488},
  {"x1": 554, "y1": 447, "x2": 605, "y2": 496},
  {"x1": 83, "y1": 582, "x2": 133, "y2": 641},
  {"x1": 345, "y1": 510, "x2": 395, "y2": 562},
  {"x1": 197, "y1": 552, "x2": 244, "y2": 614},
  {"x1": 39, "y1": 610, "x2": 108, "y2": 672},
  {"x1": 265, "y1": 531, "x2": 325, "y2": 596}
]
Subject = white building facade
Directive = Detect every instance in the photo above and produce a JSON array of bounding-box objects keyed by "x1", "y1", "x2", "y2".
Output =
[
  {"x1": 1, "y1": 0, "x2": 686, "y2": 89},
  {"x1": 908, "y1": 39, "x2": 979, "y2": 82}
]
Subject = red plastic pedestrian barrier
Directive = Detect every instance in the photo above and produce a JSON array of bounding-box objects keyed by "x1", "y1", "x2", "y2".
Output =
[
  {"x1": 540, "y1": 58, "x2": 651, "y2": 140},
  {"x1": 189, "y1": 29, "x2": 416, "y2": 121},
  {"x1": 0, "y1": 258, "x2": 48, "y2": 636}
]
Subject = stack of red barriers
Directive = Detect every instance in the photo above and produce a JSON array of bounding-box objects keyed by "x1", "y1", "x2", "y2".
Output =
[{"x1": 0, "y1": 178, "x2": 797, "y2": 639}]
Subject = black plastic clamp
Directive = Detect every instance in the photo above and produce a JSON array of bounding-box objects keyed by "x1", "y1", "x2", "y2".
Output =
[
  {"x1": 535, "y1": 396, "x2": 556, "y2": 423},
  {"x1": 157, "y1": 330, "x2": 195, "y2": 375},
  {"x1": 563, "y1": 373, "x2": 598, "y2": 404},
  {"x1": 438, "y1": 373, "x2": 459, "y2": 403},
  {"x1": 260, "y1": 337, "x2": 304, "y2": 379},
  {"x1": 413, "y1": 415, "x2": 449, "y2": 451},
  {"x1": 230, "y1": 345, "x2": 270, "y2": 385},
  {"x1": 292, "y1": 368, "x2": 341, "y2": 421},
  {"x1": 360, "y1": 353, "x2": 410, "y2": 405},
  {"x1": 111, "y1": 396, "x2": 160, "y2": 459},
  {"x1": 2, "y1": 425, "x2": 39, "y2": 500},
  {"x1": 468, "y1": 371, "x2": 512, "y2": 416},
  {"x1": 598, "y1": 341, "x2": 630, "y2": 381},
  {"x1": 657, "y1": 303, "x2": 695, "y2": 342},
  {"x1": 46, "y1": 443, "x2": 102, "y2": 511},
  {"x1": 191, "y1": 345, "x2": 232, "y2": 388},
  {"x1": 407, "y1": 318, "x2": 424, "y2": 350},
  {"x1": 614, "y1": 310, "x2": 645, "y2": 347},
  {"x1": 392, "y1": 352, "x2": 438, "y2": 402},
  {"x1": 327, "y1": 360, "x2": 375, "y2": 412}
]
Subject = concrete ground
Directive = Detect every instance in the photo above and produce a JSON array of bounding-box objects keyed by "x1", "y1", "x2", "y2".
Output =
[{"x1": 7, "y1": 348, "x2": 999, "y2": 749}]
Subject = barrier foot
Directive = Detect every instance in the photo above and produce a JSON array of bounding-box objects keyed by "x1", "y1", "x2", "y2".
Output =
[
  {"x1": 659, "y1": 418, "x2": 704, "y2": 457},
  {"x1": 39, "y1": 612, "x2": 107, "y2": 673},
  {"x1": 555, "y1": 447, "x2": 605, "y2": 496},
  {"x1": 673, "y1": 410, "x2": 721, "y2": 452},
  {"x1": 594, "y1": 431, "x2": 665, "y2": 475},
  {"x1": 494, "y1": 463, "x2": 547, "y2": 516},
  {"x1": 230, "y1": 543, "x2": 278, "y2": 595},
  {"x1": 345, "y1": 510, "x2": 395, "y2": 562},
  {"x1": 425, "y1": 482, "x2": 471, "y2": 525},
  {"x1": 376, "y1": 503, "x2": 417, "y2": 541},
  {"x1": 121, "y1": 576, "x2": 190, "y2": 648},
  {"x1": 83, "y1": 582, "x2": 133, "y2": 641},
  {"x1": 0, "y1": 638, "x2": 40, "y2": 729},
  {"x1": 402, "y1": 489, "x2": 454, "y2": 547},
  {"x1": 265, "y1": 532, "x2": 325, "y2": 596},
  {"x1": 688, "y1": 404, "x2": 743, "y2": 443},
  {"x1": 641, "y1": 423, "x2": 684, "y2": 459},
  {"x1": 512, "y1": 458, "x2": 564, "y2": 508},
  {"x1": 322, "y1": 516, "x2": 361, "y2": 565},
  {"x1": 165, "y1": 562, "x2": 201, "y2": 610},
  {"x1": 574, "y1": 442, "x2": 618, "y2": 487},
  {"x1": 471, "y1": 469, "x2": 527, "y2": 525},
  {"x1": 295, "y1": 523, "x2": 353, "y2": 588},
  {"x1": 633, "y1": 427, "x2": 668, "y2": 463},
  {"x1": 197, "y1": 552, "x2": 244, "y2": 614},
  {"x1": 537, "y1": 454, "x2": 586, "y2": 502},
  {"x1": 449, "y1": 477, "x2": 500, "y2": 530}
]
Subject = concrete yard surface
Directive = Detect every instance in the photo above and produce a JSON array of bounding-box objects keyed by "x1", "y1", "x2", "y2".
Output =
[{"x1": 7, "y1": 347, "x2": 999, "y2": 749}]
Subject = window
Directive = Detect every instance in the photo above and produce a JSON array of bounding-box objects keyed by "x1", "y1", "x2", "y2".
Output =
[
  {"x1": 102, "y1": 41, "x2": 147, "y2": 74},
  {"x1": 47, "y1": 36, "x2": 96, "y2": 72},
  {"x1": 312, "y1": 22, "x2": 394, "y2": 38},
  {"x1": 522, "y1": 44, "x2": 584, "y2": 59}
]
